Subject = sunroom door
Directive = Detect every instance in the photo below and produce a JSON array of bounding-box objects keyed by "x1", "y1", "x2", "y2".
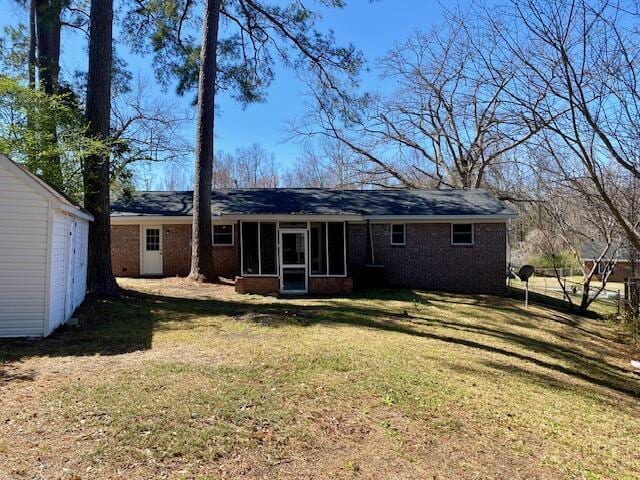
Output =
[{"x1": 279, "y1": 229, "x2": 307, "y2": 293}]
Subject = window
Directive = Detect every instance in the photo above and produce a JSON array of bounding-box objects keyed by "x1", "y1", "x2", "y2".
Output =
[
  {"x1": 451, "y1": 224, "x2": 474, "y2": 245},
  {"x1": 310, "y1": 222, "x2": 345, "y2": 276},
  {"x1": 390, "y1": 224, "x2": 406, "y2": 245},
  {"x1": 328, "y1": 223, "x2": 346, "y2": 275},
  {"x1": 146, "y1": 228, "x2": 160, "y2": 251},
  {"x1": 597, "y1": 261, "x2": 612, "y2": 275},
  {"x1": 310, "y1": 223, "x2": 327, "y2": 274},
  {"x1": 260, "y1": 223, "x2": 277, "y2": 274},
  {"x1": 241, "y1": 223, "x2": 259, "y2": 274},
  {"x1": 241, "y1": 222, "x2": 277, "y2": 275},
  {"x1": 213, "y1": 224, "x2": 233, "y2": 245}
]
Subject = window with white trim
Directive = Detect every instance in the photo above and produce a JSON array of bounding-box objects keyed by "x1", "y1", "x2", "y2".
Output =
[
  {"x1": 241, "y1": 222, "x2": 277, "y2": 275},
  {"x1": 310, "y1": 221, "x2": 346, "y2": 276},
  {"x1": 451, "y1": 224, "x2": 474, "y2": 245},
  {"x1": 213, "y1": 224, "x2": 234, "y2": 245},
  {"x1": 390, "y1": 224, "x2": 406, "y2": 245},
  {"x1": 597, "y1": 261, "x2": 613, "y2": 275},
  {"x1": 145, "y1": 228, "x2": 160, "y2": 251}
]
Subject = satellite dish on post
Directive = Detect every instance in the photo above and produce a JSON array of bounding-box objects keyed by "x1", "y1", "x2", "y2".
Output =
[
  {"x1": 518, "y1": 265, "x2": 535, "y2": 281},
  {"x1": 518, "y1": 265, "x2": 535, "y2": 307}
]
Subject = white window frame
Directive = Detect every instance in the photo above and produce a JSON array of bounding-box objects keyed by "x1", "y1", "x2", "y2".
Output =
[
  {"x1": 451, "y1": 223, "x2": 474, "y2": 246},
  {"x1": 212, "y1": 224, "x2": 234, "y2": 246},
  {"x1": 308, "y1": 221, "x2": 348, "y2": 278},
  {"x1": 240, "y1": 221, "x2": 278, "y2": 277},
  {"x1": 390, "y1": 224, "x2": 406, "y2": 246}
]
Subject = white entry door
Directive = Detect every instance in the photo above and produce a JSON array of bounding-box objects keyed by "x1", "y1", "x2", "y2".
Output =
[
  {"x1": 142, "y1": 226, "x2": 163, "y2": 275},
  {"x1": 279, "y1": 229, "x2": 307, "y2": 293}
]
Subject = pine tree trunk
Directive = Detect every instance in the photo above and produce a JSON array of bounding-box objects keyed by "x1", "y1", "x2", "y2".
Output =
[
  {"x1": 189, "y1": 0, "x2": 222, "y2": 282},
  {"x1": 34, "y1": 0, "x2": 63, "y2": 187},
  {"x1": 83, "y1": 0, "x2": 118, "y2": 298},
  {"x1": 28, "y1": 0, "x2": 36, "y2": 89}
]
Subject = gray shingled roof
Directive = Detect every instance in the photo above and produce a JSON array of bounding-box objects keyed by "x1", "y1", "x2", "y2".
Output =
[
  {"x1": 580, "y1": 241, "x2": 638, "y2": 261},
  {"x1": 110, "y1": 188, "x2": 517, "y2": 218}
]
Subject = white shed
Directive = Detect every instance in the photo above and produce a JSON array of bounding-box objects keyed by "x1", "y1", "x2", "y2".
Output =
[{"x1": 0, "y1": 154, "x2": 93, "y2": 337}]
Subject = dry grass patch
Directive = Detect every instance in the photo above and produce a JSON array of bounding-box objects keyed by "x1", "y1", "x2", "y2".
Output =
[{"x1": 0, "y1": 277, "x2": 639, "y2": 479}]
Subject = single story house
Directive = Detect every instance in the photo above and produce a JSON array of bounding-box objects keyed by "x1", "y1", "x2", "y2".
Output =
[
  {"x1": 581, "y1": 241, "x2": 638, "y2": 282},
  {"x1": 0, "y1": 154, "x2": 93, "y2": 337},
  {"x1": 110, "y1": 188, "x2": 516, "y2": 295}
]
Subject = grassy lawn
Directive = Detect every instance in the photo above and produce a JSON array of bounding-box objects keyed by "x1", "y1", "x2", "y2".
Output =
[{"x1": 1, "y1": 278, "x2": 640, "y2": 479}]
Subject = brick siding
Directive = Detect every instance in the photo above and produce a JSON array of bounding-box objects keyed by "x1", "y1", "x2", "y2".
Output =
[
  {"x1": 111, "y1": 223, "x2": 238, "y2": 279},
  {"x1": 162, "y1": 224, "x2": 191, "y2": 276},
  {"x1": 111, "y1": 225, "x2": 140, "y2": 277},
  {"x1": 213, "y1": 225, "x2": 239, "y2": 279},
  {"x1": 584, "y1": 260, "x2": 635, "y2": 282},
  {"x1": 111, "y1": 221, "x2": 508, "y2": 294},
  {"x1": 309, "y1": 276, "x2": 353, "y2": 295},
  {"x1": 236, "y1": 276, "x2": 279, "y2": 294},
  {"x1": 350, "y1": 222, "x2": 507, "y2": 294}
]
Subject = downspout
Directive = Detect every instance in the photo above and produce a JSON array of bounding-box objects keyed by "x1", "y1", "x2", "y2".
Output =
[{"x1": 367, "y1": 219, "x2": 375, "y2": 265}]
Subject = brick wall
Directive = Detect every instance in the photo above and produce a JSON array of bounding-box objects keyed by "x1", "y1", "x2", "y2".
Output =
[
  {"x1": 348, "y1": 222, "x2": 507, "y2": 294},
  {"x1": 111, "y1": 225, "x2": 140, "y2": 277},
  {"x1": 309, "y1": 277, "x2": 353, "y2": 295},
  {"x1": 162, "y1": 224, "x2": 191, "y2": 276},
  {"x1": 236, "y1": 276, "x2": 279, "y2": 294},
  {"x1": 213, "y1": 224, "x2": 239, "y2": 279},
  {"x1": 111, "y1": 223, "x2": 239, "y2": 279}
]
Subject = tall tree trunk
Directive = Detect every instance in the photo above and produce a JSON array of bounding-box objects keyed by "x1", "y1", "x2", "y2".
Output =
[
  {"x1": 189, "y1": 0, "x2": 222, "y2": 282},
  {"x1": 34, "y1": 0, "x2": 63, "y2": 187},
  {"x1": 28, "y1": 0, "x2": 36, "y2": 89},
  {"x1": 83, "y1": 0, "x2": 117, "y2": 297}
]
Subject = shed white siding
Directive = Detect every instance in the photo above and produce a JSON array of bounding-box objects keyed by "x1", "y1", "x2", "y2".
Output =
[
  {"x1": 48, "y1": 211, "x2": 68, "y2": 333},
  {"x1": 0, "y1": 161, "x2": 49, "y2": 337},
  {"x1": 0, "y1": 154, "x2": 93, "y2": 337}
]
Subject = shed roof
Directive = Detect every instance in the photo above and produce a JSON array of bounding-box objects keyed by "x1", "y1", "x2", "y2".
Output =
[
  {"x1": 0, "y1": 154, "x2": 93, "y2": 221},
  {"x1": 111, "y1": 188, "x2": 517, "y2": 219}
]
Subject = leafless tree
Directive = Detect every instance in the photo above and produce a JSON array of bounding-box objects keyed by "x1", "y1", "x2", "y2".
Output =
[
  {"x1": 161, "y1": 162, "x2": 192, "y2": 191},
  {"x1": 281, "y1": 138, "x2": 370, "y2": 188},
  {"x1": 111, "y1": 74, "x2": 192, "y2": 179},
  {"x1": 482, "y1": 0, "x2": 640, "y2": 251},
  {"x1": 212, "y1": 143, "x2": 279, "y2": 188},
  {"x1": 295, "y1": 14, "x2": 543, "y2": 190},
  {"x1": 533, "y1": 182, "x2": 623, "y2": 313}
]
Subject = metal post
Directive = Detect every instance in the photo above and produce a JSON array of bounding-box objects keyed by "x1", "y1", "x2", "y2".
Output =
[{"x1": 617, "y1": 289, "x2": 621, "y2": 316}]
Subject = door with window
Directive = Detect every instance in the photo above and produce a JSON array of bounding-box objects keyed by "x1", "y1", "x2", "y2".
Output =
[
  {"x1": 279, "y1": 229, "x2": 307, "y2": 293},
  {"x1": 142, "y1": 226, "x2": 163, "y2": 275}
]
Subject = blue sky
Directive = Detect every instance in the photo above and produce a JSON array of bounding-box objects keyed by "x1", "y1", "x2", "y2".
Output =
[{"x1": 2, "y1": 0, "x2": 450, "y2": 184}]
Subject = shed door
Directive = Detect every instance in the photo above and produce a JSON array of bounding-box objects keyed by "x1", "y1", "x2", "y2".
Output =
[{"x1": 142, "y1": 226, "x2": 163, "y2": 275}]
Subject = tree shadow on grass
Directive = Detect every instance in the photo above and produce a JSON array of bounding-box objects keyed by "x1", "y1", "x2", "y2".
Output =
[{"x1": 0, "y1": 286, "x2": 638, "y2": 400}]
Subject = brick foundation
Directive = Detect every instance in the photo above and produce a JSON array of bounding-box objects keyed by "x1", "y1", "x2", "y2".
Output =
[
  {"x1": 235, "y1": 276, "x2": 279, "y2": 294},
  {"x1": 309, "y1": 276, "x2": 353, "y2": 295}
]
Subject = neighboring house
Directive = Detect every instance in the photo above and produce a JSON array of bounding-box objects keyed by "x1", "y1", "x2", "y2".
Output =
[
  {"x1": 110, "y1": 188, "x2": 517, "y2": 295},
  {"x1": 581, "y1": 241, "x2": 638, "y2": 282},
  {"x1": 0, "y1": 154, "x2": 93, "y2": 338}
]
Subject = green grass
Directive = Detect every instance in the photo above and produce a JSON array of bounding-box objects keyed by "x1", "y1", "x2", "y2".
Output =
[{"x1": 0, "y1": 278, "x2": 639, "y2": 479}]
